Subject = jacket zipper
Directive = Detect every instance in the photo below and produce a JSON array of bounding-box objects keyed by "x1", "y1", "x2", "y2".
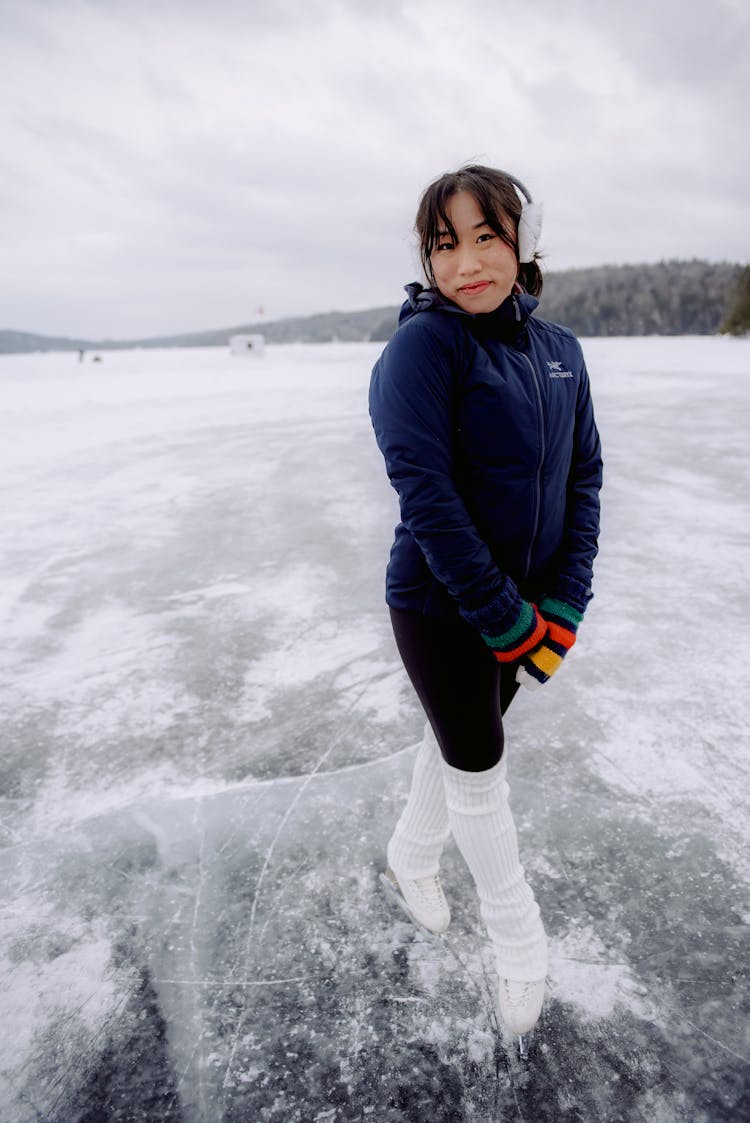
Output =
[{"x1": 521, "y1": 351, "x2": 545, "y2": 578}]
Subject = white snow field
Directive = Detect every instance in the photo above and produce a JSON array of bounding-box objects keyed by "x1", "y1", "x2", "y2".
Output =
[{"x1": 1, "y1": 337, "x2": 749, "y2": 1121}]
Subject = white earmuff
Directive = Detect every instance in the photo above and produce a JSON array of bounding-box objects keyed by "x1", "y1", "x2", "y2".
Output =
[
  {"x1": 517, "y1": 201, "x2": 543, "y2": 263},
  {"x1": 505, "y1": 173, "x2": 543, "y2": 263}
]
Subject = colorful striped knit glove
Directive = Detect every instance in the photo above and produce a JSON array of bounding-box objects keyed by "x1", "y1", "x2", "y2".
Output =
[
  {"x1": 515, "y1": 597, "x2": 583, "y2": 690},
  {"x1": 481, "y1": 601, "x2": 547, "y2": 664}
]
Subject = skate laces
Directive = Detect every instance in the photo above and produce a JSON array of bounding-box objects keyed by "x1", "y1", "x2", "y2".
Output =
[
  {"x1": 408, "y1": 873, "x2": 447, "y2": 907},
  {"x1": 501, "y1": 978, "x2": 542, "y2": 1008}
]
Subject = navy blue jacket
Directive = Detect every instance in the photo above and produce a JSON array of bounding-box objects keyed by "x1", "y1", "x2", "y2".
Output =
[{"x1": 368, "y1": 284, "x2": 602, "y2": 636}]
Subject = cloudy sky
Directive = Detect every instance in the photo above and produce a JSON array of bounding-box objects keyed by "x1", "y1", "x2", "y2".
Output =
[{"x1": 2, "y1": 0, "x2": 748, "y2": 339}]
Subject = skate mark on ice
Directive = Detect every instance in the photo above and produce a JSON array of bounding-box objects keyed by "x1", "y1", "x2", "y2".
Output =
[
  {"x1": 219, "y1": 744, "x2": 337, "y2": 1091},
  {"x1": 154, "y1": 974, "x2": 320, "y2": 988},
  {"x1": 220, "y1": 675, "x2": 380, "y2": 1093},
  {"x1": 659, "y1": 1001, "x2": 750, "y2": 1065},
  {"x1": 174, "y1": 795, "x2": 210, "y2": 1110}
]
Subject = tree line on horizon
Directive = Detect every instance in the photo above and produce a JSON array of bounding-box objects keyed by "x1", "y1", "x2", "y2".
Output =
[{"x1": 1, "y1": 260, "x2": 747, "y2": 354}]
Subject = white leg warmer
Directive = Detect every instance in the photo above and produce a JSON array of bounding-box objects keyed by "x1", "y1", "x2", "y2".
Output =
[
  {"x1": 442, "y1": 756, "x2": 548, "y2": 981},
  {"x1": 386, "y1": 723, "x2": 450, "y2": 878}
]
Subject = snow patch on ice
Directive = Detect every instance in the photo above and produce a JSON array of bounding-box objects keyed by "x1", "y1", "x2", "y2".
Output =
[
  {"x1": 240, "y1": 621, "x2": 382, "y2": 716},
  {"x1": 336, "y1": 659, "x2": 410, "y2": 725},
  {"x1": 26, "y1": 759, "x2": 194, "y2": 838},
  {"x1": 550, "y1": 925, "x2": 651, "y2": 1022},
  {"x1": 0, "y1": 906, "x2": 117, "y2": 1097},
  {"x1": 166, "y1": 578, "x2": 253, "y2": 603},
  {"x1": 250, "y1": 562, "x2": 332, "y2": 622},
  {"x1": 591, "y1": 708, "x2": 705, "y2": 798}
]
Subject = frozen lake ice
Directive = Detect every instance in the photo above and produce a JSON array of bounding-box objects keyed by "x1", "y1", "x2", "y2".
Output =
[{"x1": 1, "y1": 337, "x2": 749, "y2": 1121}]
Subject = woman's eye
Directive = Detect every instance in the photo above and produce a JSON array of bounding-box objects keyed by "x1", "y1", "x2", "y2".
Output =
[
  {"x1": 477, "y1": 232, "x2": 495, "y2": 243},
  {"x1": 436, "y1": 240, "x2": 454, "y2": 252}
]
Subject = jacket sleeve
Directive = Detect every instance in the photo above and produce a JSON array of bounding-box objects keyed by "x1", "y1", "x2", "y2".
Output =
[
  {"x1": 551, "y1": 353, "x2": 603, "y2": 614},
  {"x1": 369, "y1": 319, "x2": 526, "y2": 634}
]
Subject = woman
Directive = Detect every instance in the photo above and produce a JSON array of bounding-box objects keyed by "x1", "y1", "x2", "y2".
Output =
[{"x1": 368, "y1": 165, "x2": 602, "y2": 1036}]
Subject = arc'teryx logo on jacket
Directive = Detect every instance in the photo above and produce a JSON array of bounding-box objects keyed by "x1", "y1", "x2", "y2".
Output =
[{"x1": 547, "y1": 360, "x2": 573, "y2": 378}]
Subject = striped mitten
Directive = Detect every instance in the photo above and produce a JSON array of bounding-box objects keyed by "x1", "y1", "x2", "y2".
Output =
[
  {"x1": 516, "y1": 597, "x2": 583, "y2": 690},
  {"x1": 481, "y1": 600, "x2": 547, "y2": 664}
]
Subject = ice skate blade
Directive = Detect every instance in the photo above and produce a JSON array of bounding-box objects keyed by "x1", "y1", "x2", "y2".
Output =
[
  {"x1": 500, "y1": 1024, "x2": 536, "y2": 1062},
  {"x1": 378, "y1": 870, "x2": 446, "y2": 937}
]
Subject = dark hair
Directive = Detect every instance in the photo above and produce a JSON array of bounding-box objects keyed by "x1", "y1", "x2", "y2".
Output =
[{"x1": 415, "y1": 164, "x2": 543, "y2": 298}]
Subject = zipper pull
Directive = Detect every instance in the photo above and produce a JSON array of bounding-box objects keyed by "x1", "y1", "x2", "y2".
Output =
[{"x1": 513, "y1": 296, "x2": 521, "y2": 322}]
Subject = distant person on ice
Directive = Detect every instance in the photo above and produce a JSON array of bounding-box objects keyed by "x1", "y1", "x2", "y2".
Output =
[{"x1": 369, "y1": 165, "x2": 603, "y2": 1036}]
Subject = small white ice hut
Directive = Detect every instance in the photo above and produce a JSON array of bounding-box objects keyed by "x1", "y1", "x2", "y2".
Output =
[{"x1": 229, "y1": 333, "x2": 265, "y2": 357}]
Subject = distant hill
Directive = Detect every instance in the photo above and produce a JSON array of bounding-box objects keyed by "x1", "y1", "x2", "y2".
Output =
[
  {"x1": 537, "y1": 260, "x2": 741, "y2": 336},
  {"x1": 1, "y1": 260, "x2": 743, "y2": 354},
  {"x1": 0, "y1": 306, "x2": 399, "y2": 355}
]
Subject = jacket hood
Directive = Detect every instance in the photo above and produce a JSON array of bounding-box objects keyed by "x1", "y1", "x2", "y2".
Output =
[{"x1": 399, "y1": 282, "x2": 539, "y2": 336}]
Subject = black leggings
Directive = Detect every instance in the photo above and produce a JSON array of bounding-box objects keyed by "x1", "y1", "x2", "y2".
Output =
[{"x1": 389, "y1": 607, "x2": 520, "y2": 772}]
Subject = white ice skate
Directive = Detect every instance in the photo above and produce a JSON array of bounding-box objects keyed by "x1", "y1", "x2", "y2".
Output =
[
  {"x1": 497, "y1": 976, "x2": 545, "y2": 1037},
  {"x1": 381, "y1": 867, "x2": 451, "y2": 934}
]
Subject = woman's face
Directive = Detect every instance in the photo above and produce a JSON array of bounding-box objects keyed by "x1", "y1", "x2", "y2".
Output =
[{"x1": 429, "y1": 190, "x2": 518, "y2": 314}]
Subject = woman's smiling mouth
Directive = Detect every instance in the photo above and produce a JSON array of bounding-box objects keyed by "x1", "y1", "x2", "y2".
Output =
[{"x1": 459, "y1": 281, "x2": 491, "y2": 294}]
